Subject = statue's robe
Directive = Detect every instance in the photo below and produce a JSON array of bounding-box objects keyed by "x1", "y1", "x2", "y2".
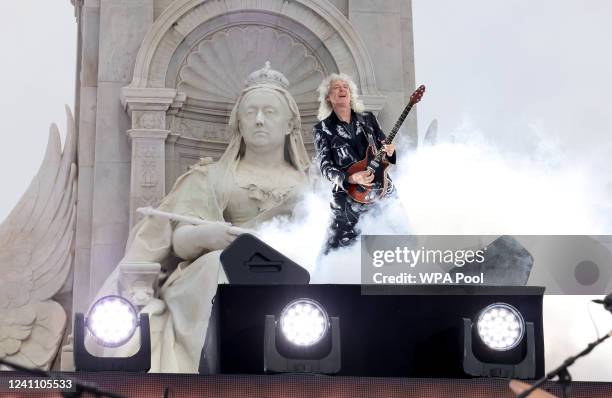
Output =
[{"x1": 88, "y1": 159, "x2": 304, "y2": 372}]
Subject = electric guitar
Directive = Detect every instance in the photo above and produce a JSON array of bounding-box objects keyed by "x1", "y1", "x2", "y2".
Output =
[{"x1": 346, "y1": 84, "x2": 425, "y2": 204}]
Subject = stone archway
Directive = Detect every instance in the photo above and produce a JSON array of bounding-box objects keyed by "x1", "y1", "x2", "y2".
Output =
[
  {"x1": 130, "y1": 0, "x2": 379, "y2": 93},
  {"x1": 120, "y1": 0, "x2": 385, "y2": 226}
]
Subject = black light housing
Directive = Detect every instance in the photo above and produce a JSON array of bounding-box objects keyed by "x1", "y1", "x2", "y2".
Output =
[
  {"x1": 74, "y1": 295, "x2": 151, "y2": 372},
  {"x1": 463, "y1": 302, "x2": 536, "y2": 378},
  {"x1": 200, "y1": 284, "x2": 544, "y2": 377},
  {"x1": 264, "y1": 298, "x2": 341, "y2": 374}
]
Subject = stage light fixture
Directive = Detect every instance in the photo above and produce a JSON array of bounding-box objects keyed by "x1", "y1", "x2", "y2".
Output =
[
  {"x1": 279, "y1": 299, "x2": 329, "y2": 346},
  {"x1": 74, "y1": 295, "x2": 151, "y2": 372},
  {"x1": 463, "y1": 302, "x2": 535, "y2": 379},
  {"x1": 86, "y1": 295, "x2": 138, "y2": 347},
  {"x1": 476, "y1": 303, "x2": 525, "y2": 351},
  {"x1": 264, "y1": 298, "x2": 340, "y2": 374}
]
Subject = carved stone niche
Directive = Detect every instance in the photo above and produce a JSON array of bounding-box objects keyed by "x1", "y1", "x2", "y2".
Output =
[
  {"x1": 176, "y1": 26, "x2": 325, "y2": 112},
  {"x1": 126, "y1": 0, "x2": 387, "y2": 191},
  {"x1": 165, "y1": 24, "x2": 329, "y2": 184}
]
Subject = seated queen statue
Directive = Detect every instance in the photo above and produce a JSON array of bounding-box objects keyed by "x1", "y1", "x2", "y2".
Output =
[{"x1": 87, "y1": 63, "x2": 310, "y2": 372}]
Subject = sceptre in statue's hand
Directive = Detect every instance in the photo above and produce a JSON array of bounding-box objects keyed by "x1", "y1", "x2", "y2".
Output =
[
  {"x1": 137, "y1": 206, "x2": 230, "y2": 227},
  {"x1": 136, "y1": 206, "x2": 255, "y2": 255}
]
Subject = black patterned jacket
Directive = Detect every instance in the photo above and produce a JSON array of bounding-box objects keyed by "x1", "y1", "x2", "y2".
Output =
[{"x1": 313, "y1": 110, "x2": 396, "y2": 192}]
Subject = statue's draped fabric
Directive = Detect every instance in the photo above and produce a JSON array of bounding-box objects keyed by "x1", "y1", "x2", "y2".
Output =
[
  {"x1": 88, "y1": 62, "x2": 310, "y2": 372},
  {"x1": 89, "y1": 159, "x2": 305, "y2": 372}
]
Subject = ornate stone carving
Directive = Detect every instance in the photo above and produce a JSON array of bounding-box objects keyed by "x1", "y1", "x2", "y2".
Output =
[
  {"x1": 120, "y1": 87, "x2": 181, "y2": 116},
  {"x1": 137, "y1": 144, "x2": 161, "y2": 189},
  {"x1": 130, "y1": 0, "x2": 381, "y2": 98},
  {"x1": 0, "y1": 107, "x2": 77, "y2": 370},
  {"x1": 128, "y1": 130, "x2": 169, "y2": 226},
  {"x1": 177, "y1": 26, "x2": 325, "y2": 104},
  {"x1": 135, "y1": 111, "x2": 165, "y2": 130},
  {"x1": 121, "y1": 89, "x2": 182, "y2": 227},
  {"x1": 118, "y1": 262, "x2": 161, "y2": 307},
  {"x1": 171, "y1": 118, "x2": 228, "y2": 141},
  {"x1": 168, "y1": 92, "x2": 187, "y2": 115}
]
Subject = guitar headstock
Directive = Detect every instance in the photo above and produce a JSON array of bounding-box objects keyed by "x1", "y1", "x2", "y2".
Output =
[{"x1": 409, "y1": 85, "x2": 426, "y2": 106}]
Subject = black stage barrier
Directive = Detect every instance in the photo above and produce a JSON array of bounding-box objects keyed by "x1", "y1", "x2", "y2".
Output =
[
  {"x1": 1, "y1": 372, "x2": 611, "y2": 398},
  {"x1": 202, "y1": 285, "x2": 545, "y2": 378}
]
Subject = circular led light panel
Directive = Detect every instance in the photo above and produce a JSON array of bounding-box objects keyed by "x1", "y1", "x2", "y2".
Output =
[
  {"x1": 279, "y1": 299, "x2": 330, "y2": 346},
  {"x1": 476, "y1": 302, "x2": 525, "y2": 351},
  {"x1": 86, "y1": 295, "x2": 138, "y2": 347}
]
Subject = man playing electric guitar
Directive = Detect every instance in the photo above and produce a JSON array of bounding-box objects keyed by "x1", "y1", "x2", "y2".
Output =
[{"x1": 313, "y1": 73, "x2": 397, "y2": 253}]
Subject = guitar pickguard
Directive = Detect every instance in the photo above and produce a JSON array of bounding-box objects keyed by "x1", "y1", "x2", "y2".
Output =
[{"x1": 346, "y1": 146, "x2": 390, "y2": 204}]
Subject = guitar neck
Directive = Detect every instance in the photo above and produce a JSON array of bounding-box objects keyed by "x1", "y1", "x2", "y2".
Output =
[
  {"x1": 385, "y1": 102, "x2": 414, "y2": 145},
  {"x1": 374, "y1": 101, "x2": 415, "y2": 162}
]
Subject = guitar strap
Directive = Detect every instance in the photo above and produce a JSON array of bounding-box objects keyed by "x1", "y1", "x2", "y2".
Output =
[
  {"x1": 356, "y1": 113, "x2": 378, "y2": 149},
  {"x1": 358, "y1": 113, "x2": 393, "y2": 186}
]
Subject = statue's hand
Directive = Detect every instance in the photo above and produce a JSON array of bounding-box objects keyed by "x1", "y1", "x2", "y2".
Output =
[{"x1": 172, "y1": 222, "x2": 253, "y2": 259}]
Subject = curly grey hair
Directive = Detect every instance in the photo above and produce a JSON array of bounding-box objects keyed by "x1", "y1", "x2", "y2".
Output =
[{"x1": 316, "y1": 73, "x2": 365, "y2": 121}]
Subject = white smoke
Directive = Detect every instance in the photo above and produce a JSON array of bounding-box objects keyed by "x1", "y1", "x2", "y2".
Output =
[
  {"x1": 256, "y1": 173, "x2": 413, "y2": 284},
  {"x1": 397, "y1": 143, "x2": 611, "y2": 236},
  {"x1": 257, "y1": 121, "x2": 612, "y2": 277},
  {"x1": 543, "y1": 295, "x2": 612, "y2": 381},
  {"x1": 254, "y1": 122, "x2": 612, "y2": 381}
]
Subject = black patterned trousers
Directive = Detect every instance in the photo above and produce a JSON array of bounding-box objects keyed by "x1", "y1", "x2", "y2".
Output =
[
  {"x1": 323, "y1": 191, "x2": 371, "y2": 253},
  {"x1": 323, "y1": 183, "x2": 396, "y2": 254}
]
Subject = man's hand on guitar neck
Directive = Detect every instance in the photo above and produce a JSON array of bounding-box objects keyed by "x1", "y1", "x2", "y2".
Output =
[
  {"x1": 381, "y1": 141, "x2": 396, "y2": 157},
  {"x1": 348, "y1": 170, "x2": 374, "y2": 186}
]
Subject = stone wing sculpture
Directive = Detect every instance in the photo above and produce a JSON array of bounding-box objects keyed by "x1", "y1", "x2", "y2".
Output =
[
  {"x1": 0, "y1": 106, "x2": 77, "y2": 370},
  {"x1": 423, "y1": 118, "x2": 438, "y2": 146}
]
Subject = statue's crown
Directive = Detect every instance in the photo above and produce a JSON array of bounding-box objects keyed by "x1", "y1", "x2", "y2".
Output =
[{"x1": 245, "y1": 61, "x2": 289, "y2": 89}]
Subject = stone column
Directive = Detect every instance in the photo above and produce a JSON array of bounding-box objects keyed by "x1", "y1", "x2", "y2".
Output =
[
  {"x1": 348, "y1": 0, "x2": 417, "y2": 144},
  {"x1": 72, "y1": 0, "x2": 100, "y2": 317},
  {"x1": 63, "y1": 0, "x2": 100, "y2": 371},
  {"x1": 121, "y1": 87, "x2": 184, "y2": 227},
  {"x1": 88, "y1": 0, "x2": 154, "y2": 311}
]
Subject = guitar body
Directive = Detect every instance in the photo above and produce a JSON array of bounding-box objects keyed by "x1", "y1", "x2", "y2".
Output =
[
  {"x1": 344, "y1": 84, "x2": 425, "y2": 205},
  {"x1": 346, "y1": 145, "x2": 391, "y2": 204}
]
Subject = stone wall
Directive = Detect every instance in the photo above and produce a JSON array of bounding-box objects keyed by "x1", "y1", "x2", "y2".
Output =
[
  {"x1": 72, "y1": 0, "x2": 155, "y2": 314},
  {"x1": 349, "y1": 0, "x2": 417, "y2": 144}
]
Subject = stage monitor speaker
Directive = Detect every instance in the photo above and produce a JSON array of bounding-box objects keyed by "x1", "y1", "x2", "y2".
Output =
[{"x1": 220, "y1": 233, "x2": 310, "y2": 285}]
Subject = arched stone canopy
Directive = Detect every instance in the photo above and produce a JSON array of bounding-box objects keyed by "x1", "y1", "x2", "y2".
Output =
[
  {"x1": 174, "y1": 24, "x2": 330, "y2": 104},
  {"x1": 170, "y1": 22, "x2": 331, "y2": 131},
  {"x1": 129, "y1": 0, "x2": 381, "y2": 96},
  {"x1": 122, "y1": 0, "x2": 387, "y2": 135}
]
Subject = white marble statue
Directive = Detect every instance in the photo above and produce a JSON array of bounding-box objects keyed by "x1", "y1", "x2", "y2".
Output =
[
  {"x1": 89, "y1": 63, "x2": 310, "y2": 373},
  {"x1": 0, "y1": 107, "x2": 77, "y2": 370}
]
